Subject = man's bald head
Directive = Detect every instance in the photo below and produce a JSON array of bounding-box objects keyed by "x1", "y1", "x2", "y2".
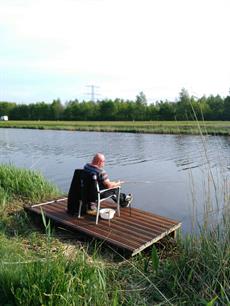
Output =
[{"x1": 91, "y1": 153, "x2": 105, "y2": 168}]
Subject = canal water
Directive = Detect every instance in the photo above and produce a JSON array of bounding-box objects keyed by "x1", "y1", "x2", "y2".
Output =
[{"x1": 0, "y1": 128, "x2": 229, "y2": 233}]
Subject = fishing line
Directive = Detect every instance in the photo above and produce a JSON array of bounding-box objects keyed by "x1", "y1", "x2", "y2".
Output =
[{"x1": 120, "y1": 180, "x2": 183, "y2": 184}]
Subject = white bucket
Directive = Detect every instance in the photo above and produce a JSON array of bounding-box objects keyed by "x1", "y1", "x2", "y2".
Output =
[{"x1": 100, "y1": 208, "x2": 116, "y2": 220}]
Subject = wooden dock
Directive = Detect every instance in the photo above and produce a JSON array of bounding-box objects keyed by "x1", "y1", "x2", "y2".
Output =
[{"x1": 25, "y1": 198, "x2": 181, "y2": 256}]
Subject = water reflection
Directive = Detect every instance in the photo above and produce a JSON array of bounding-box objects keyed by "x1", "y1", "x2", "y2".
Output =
[{"x1": 0, "y1": 128, "x2": 229, "y2": 233}]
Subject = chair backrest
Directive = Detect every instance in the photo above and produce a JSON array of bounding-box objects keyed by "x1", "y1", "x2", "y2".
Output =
[
  {"x1": 67, "y1": 169, "x2": 99, "y2": 215},
  {"x1": 81, "y1": 170, "x2": 99, "y2": 202}
]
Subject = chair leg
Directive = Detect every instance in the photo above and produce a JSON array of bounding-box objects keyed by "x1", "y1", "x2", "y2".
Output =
[
  {"x1": 117, "y1": 187, "x2": 120, "y2": 216},
  {"x1": 96, "y1": 194, "x2": 100, "y2": 225},
  {"x1": 78, "y1": 200, "x2": 82, "y2": 218}
]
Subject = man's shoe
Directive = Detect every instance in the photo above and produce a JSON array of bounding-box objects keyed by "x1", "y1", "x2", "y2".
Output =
[
  {"x1": 86, "y1": 202, "x2": 97, "y2": 216},
  {"x1": 86, "y1": 209, "x2": 97, "y2": 216},
  {"x1": 121, "y1": 193, "x2": 133, "y2": 208}
]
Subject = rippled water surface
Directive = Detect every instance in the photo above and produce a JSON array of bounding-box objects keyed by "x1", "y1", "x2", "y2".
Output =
[{"x1": 1, "y1": 128, "x2": 230, "y2": 233}]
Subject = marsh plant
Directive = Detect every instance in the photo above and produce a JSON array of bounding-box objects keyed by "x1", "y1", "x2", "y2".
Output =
[
  {"x1": 114, "y1": 151, "x2": 230, "y2": 305},
  {"x1": 0, "y1": 164, "x2": 60, "y2": 204}
]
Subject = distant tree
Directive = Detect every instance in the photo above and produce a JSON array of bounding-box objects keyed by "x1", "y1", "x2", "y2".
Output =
[
  {"x1": 98, "y1": 100, "x2": 117, "y2": 120},
  {"x1": 113, "y1": 99, "x2": 131, "y2": 120},
  {"x1": 1, "y1": 91, "x2": 230, "y2": 121},
  {"x1": 76, "y1": 101, "x2": 96, "y2": 120},
  {"x1": 83, "y1": 101, "x2": 99, "y2": 120},
  {"x1": 134, "y1": 92, "x2": 147, "y2": 120},
  {"x1": 158, "y1": 101, "x2": 175, "y2": 120},
  {"x1": 0, "y1": 102, "x2": 16, "y2": 116},
  {"x1": 175, "y1": 88, "x2": 193, "y2": 120},
  {"x1": 179, "y1": 88, "x2": 190, "y2": 104},
  {"x1": 29, "y1": 102, "x2": 51, "y2": 120},
  {"x1": 190, "y1": 96, "x2": 211, "y2": 120},
  {"x1": 206, "y1": 95, "x2": 224, "y2": 120},
  {"x1": 10, "y1": 104, "x2": 31, "y2": 120},
  {"x1": 146, "y1": 103, "x2": 159, "y2": 120},
  {"x1": 136, "y1": 91, "x2": 147, "y2": 105},
  {"x1": 223, "y1": 95, "x2": 230, "y2": 120},
  {"x1": 63, "y1": 100, "x2": 80, "y2": 120},
  {"x1": 50, "y1": 99, "x2": 64, "y2": 120}
]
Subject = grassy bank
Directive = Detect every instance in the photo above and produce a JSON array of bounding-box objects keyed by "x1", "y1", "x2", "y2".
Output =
[
  {"x1": 0, "y1": 164, "x2": 229, "y2": 305},
  {"x1": 1, "y1": 120, "x2": 230, "y2": 135}
]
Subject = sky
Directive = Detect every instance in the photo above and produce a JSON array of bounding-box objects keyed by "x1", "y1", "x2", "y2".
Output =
[{"x1": 0, "y1": 0, "x2": 230, "y2": 104}]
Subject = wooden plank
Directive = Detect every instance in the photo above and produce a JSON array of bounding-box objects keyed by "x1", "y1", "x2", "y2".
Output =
[
  {"x1": 33, "y1": 204, "x2": 169, "y2": 244},
  {"x1": 25, "y1": 198, "x2": 181, "y2": 256},
  {"x1": 28, "y1": 205, "x2": 140, "y2": 250}
]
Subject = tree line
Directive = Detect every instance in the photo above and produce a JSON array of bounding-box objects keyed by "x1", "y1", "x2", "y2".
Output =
[{"x1": 1, "y1": 89, "x2": 230, "y2": 121}]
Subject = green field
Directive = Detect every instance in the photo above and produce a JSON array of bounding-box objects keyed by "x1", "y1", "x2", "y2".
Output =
[{"x1": 1, "y1": 120, "x2": 230, "y2": 135}]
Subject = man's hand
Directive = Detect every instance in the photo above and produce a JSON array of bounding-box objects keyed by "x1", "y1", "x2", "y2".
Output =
[
  {"x1": 117, "y1": 180, "x2": 125, "y2": 185},
  {"x1": 104, "y1": 179, "x2": 125, "y2": 188}
]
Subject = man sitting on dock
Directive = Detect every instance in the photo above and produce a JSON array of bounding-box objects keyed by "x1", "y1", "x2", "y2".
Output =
[{"x1": 84, "y1": 153, "x2": 133, "y2": 215}]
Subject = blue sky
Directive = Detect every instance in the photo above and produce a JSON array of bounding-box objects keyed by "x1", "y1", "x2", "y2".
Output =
[{"x1": 1, "y1": 0, "x2": 230, "y2": 104}]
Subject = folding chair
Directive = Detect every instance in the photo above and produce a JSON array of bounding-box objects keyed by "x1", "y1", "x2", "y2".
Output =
[{"x1": 67, "y1": 169, "x2": 120, "y2": 224}]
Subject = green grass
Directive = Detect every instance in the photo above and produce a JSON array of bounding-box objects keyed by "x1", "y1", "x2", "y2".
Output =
[
  {"x1": 123, "y1": 220, "x2": 230, "y2": 305},
  {"x1": 1, "y1": 120, "x2": 230, "y2": 135},
  {"x1": 0, "y1": 233, "x2": 119, "y2": 306},
  {"x1": 0, "y1": 164, "x2": 229, "y2": 305}
]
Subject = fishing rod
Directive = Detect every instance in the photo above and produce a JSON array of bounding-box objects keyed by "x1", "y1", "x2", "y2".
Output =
[{"x1": 120, "y1": 180, "x2": 183, "y2": 184}]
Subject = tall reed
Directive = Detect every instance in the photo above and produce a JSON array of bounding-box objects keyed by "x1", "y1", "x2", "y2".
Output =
[
  {"x1": 113, "y1": 115, "x2": 230, "y2": 305},
  {"x1": 0, "y1": 164, "x2": 60, "y2": 204}
]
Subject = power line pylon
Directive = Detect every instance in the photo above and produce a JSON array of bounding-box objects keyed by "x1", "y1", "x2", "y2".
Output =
[{"x1": 86, "y1": 85, "x2": 100, "y2": 102}]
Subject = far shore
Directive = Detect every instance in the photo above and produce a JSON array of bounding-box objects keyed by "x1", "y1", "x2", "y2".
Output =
[{"x1": 1, "y1": 120, "x2": 230, "y2": 135}]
